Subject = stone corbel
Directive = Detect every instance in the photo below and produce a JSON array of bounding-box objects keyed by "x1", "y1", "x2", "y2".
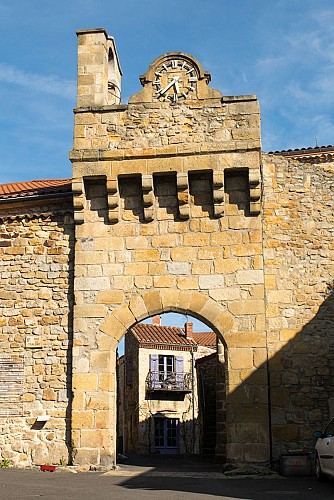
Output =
[
  {"x1": 106, "y1": 177, "x2": 119, "y2": 223},
  {"x1": 142, "y1": 175, "x2": 154, "y2": 222},
  {"x1": 213, "y1": 171, "x2": 224, "y2": 218},
  {"x1": 249, "y1": 169, "x2": 261, "y2": 215},
  {"x1": 177, "y1": 173, "x2": 189, "y2": 220},
  {"x1": 72, "y1": 179, "x2": 85, "y2": 224}
]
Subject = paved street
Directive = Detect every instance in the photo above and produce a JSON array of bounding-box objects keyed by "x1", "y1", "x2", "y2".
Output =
[{"x1": 0, "y1": 463, "x2": 334, "y2": 500}]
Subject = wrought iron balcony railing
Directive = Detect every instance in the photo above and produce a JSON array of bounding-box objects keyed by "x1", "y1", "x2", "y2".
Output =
[{"x1": 146, "y1": 371, "x2": 192, "y2": 392}]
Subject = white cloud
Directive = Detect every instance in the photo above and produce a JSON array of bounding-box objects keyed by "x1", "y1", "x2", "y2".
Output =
[
  {"x1": 251, "y1": 5, "x2": 334, "y2": 150},
  {"x1": 0, "y1": 63, "x2": 76, "y2": 99}
]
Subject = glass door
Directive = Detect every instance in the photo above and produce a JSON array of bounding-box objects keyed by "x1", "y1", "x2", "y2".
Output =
[{"x1": 154, "y1": 417, "x2": 179, "y2": 454}]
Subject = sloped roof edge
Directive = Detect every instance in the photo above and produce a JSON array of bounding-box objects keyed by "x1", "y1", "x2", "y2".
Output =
[{"x1": 0, "y1": 179, "x2": 72, "y2": 200}]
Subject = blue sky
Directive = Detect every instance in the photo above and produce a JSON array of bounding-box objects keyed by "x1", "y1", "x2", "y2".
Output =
[
  {"x1": 141, "y1": 312, "x2": 210, "y2": 332},
  {"x1": 1, "y1": 0, "x2": 334, "y2": 185}
]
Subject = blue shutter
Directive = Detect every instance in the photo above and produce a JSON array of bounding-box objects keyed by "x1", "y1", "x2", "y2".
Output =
[
  {"x1": 150, "y1": 354, "x2": 159, "y2": 388},
  {"x1": 175, "y1": 356, "x2": 184, "y2": 389}
]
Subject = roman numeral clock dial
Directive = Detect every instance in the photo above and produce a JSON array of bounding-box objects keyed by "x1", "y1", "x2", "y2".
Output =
[{"x1": 153, "y1": 59, "x2": 198, "y2": 102}]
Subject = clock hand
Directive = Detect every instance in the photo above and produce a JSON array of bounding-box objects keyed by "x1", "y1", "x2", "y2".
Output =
[
  {"x1": 173, "y1": 76, "x2": 180, "y2": 94},
  {"x1": 158, "y1": 78, "x2": 177, "y2": 95}
]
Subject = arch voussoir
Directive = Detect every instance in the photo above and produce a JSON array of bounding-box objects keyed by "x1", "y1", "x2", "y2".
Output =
[
  {"x1": 141, "y1": 290, "x2": 163, "y2": 316},
  {"x1": 129, "y1": 295, "x2": 149, "y2": 323},
  {"x1": 99, "y1": 314, "x2": 126, "y2": 343},
  {"x1": 160, "y1": 289, "x2": 180, "y2": 312},
  {"x1": 210, "y1": 311, "x2": 235, "y2": 347},
  {"x1": 187, "y1": 292, "x2": 210, "y2": 317},
  {"x1": 112, "y1": 303, "x2": 136, "y2": 331},
  {"x1": 100, "y1": 290, "x2": 235, "y2": 344}
]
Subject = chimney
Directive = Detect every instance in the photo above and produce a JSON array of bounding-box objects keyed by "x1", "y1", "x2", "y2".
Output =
[
  {"x1": 184, "y1": 322, "x2": 193, "y2": 339},
  {"x1": 152, "y1": 316, "x2": 161, "y2": 326}
]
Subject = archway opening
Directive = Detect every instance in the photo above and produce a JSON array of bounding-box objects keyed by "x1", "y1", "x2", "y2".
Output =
[{"x1": 116, "y1": 312, "x2": 226, "y2": 461}]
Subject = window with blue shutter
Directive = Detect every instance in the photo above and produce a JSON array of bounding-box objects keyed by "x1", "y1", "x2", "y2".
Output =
[
  {"x1": 150, "y1": 354, "x2": 159, "y2": 388},
  {"x1": 175, "y1": 356, "x2": 184, "y2": 389}
]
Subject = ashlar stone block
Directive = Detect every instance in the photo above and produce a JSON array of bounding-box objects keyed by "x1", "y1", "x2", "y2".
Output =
[
  {"x1": 199, "y1": 275, "x2": 225, "y2": 289},
  {"x1": 72, "y1": 374, "x2": 98, "y2": 391},
  {"x1": 228, "y1": 348, "x2": 254, "y2": 369},
  {"x1": 99, "y1": 373, "x2": 116, "y2": 392},
  {"x1": 177, "y1": 277, "x2": 198, "y2": 290},
  {"x1": 75, "y1": 277, "x2": 110, "y2": 291},
  {"x1": 74, "y1": 304, "x2": 107, "y2": 318},
  {"x1": 90, "y1": 351, "x2": 112, "y2": 373},
  {"x1": 236, "y1": 270, "x2": 264, "y2": 285},
  {"x1": 86, "y1": 392, "x2": 112, "y2": 410},
  {"x1": 167, "y1": 262, "x2": 191, "y2": 275},
  {"x1": 72, "y1": 410, "x2": 94, "y2": 429},
  {"x1": 97, "y1": 290, "x2": 124, "y2": 304},
  {"x1": 133, "y1": 249, "x2": 159, "y2": 262},
  {"x1": 228, "y1": 299, "x2": 265, "y2": 316},
  {"x1": 154, "y1": 276, "x2": 176, "y2": 288}
]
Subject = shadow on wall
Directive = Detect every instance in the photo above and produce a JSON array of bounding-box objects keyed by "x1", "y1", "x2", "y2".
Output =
[
  {"x1": 65, "y1": 215, "x2": 75, "y2": 466},
  {"x1": 121, "y1": 412, "x2": 200, "y2": 457},
  {"x1": 223, "y1": 285, "x2": 334, "y2": 468},
  {"x1": 268, "y1": 286, "x2": 334, "y2": 463},
  {"x1": 116, "y1": 287, "x2": 334, "y2": 497}
]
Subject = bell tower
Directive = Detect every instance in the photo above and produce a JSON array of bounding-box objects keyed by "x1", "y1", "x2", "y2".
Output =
[{"x1": 76, "y1": 28, "x2": 122, "y2": 108}]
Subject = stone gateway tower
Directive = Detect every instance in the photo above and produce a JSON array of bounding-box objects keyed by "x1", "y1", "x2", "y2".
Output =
[
  {"x1": 0, "y1": 27, "x2": 332, "y2": 470},
  {"x1": 70, "y1": 28, "x2": 266, "y2": 467}
]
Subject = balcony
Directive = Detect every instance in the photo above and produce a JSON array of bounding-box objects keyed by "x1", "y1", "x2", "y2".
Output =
[{"x1": 146, "y1": 371, "x2": 192, "y2": 393}]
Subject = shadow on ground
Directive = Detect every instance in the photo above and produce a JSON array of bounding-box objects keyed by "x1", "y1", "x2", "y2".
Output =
[{"x1": 111, "y1": 454, "x2": 334, "y2": 499}]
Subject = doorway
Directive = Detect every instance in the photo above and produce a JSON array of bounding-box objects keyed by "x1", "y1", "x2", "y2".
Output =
[{"x1": 154, "y1": 417, "x2": 179, "y2": 454}]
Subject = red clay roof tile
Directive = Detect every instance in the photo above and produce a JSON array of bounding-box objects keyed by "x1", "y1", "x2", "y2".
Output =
[
  {"x1": 131, "y1": 324, "x2": 216, "y2": 349},
  {"x1": 191, "y1": 331, "x2": 217, "y2": 348},
  {"x1": 132, "y1": 324, "x2": 196, "y2": 347},
  {"x1": 0, "y1": 179, "x2": 72, "y2": 200}
]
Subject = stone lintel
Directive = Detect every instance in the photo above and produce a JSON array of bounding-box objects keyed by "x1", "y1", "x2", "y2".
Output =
[
  {"x1": 70, "y1": 145, "x2": 261, "y2": 164},
  {"x1": 73, "y1": 105, "x2": 128, "y2": 114}
]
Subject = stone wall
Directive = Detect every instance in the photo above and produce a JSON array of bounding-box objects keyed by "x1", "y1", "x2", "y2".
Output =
[
  {"x1": 262, "y1": 154, "x2": 334, "y2": 461},
  {"x1": 0, "y1": 200, "x2": 74, "y2": 467}
]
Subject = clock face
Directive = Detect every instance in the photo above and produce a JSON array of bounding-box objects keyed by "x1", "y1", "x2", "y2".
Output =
[{"x1": 153, "y1": 58, "x2": 198, "y2": 102}]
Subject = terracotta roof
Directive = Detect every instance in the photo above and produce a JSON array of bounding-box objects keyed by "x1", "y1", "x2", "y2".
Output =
[
  {"x1": 191, "y1": 331, "x2": 217, "y2": 348},
  {"x1": 132, "y1": 324, "x2": 197, "y2": 348},
  {"x1": 268, "y1": 145, "x2": 334, "y2": 157},
  {"x1": 0, "y1": 179, "x2": 72, "y2": 200},
  {"x1": 131, "y1": 323, "x2": 216, "y2": 350}
]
